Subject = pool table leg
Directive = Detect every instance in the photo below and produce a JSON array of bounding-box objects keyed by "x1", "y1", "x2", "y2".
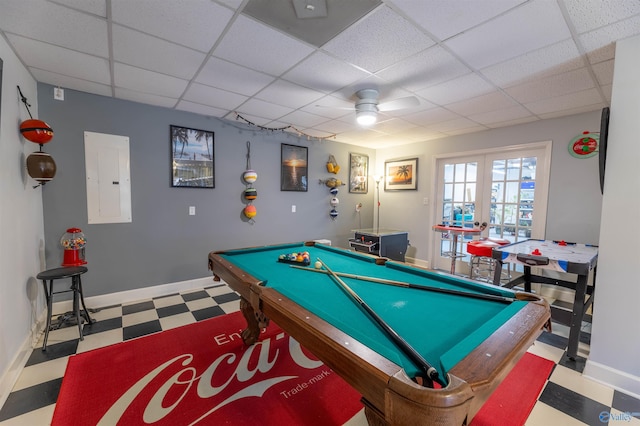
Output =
[{"x1": 239, "y1": 297, "x2": 269, "y2": 345}]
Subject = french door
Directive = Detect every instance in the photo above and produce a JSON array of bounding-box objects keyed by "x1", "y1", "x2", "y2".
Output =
[{"x1": 433, "y1": 144, "x2": 550, "y2": 274}]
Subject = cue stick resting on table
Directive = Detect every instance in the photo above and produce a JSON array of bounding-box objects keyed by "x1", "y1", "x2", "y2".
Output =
[
  {"x1": 316, "y1": 258, "x2": 445, "y2": 387},
  {"x1": 290, "y1": 264, "x2": 517, "y2": 303}
]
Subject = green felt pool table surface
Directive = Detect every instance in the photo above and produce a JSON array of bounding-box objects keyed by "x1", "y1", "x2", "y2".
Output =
[
  {"x1": 209, "y1": 242, "x2": 550, "y2": 425},
  {"x1": 216, "y1": 243, "x2": 533, "y2": 378}
]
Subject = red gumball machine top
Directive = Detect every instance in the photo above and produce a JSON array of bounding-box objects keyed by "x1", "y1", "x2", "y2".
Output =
[{"x1": 60, "y1": 228, "x2": 87, "y2": 266}]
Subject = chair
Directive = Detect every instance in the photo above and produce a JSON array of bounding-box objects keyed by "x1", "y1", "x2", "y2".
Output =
[
  {"x1": 467, "y1": 238, "x2": 511, "y2": 283},
  {"x1": 37, "y1": 266, "x2": 94, "y2": 350}
]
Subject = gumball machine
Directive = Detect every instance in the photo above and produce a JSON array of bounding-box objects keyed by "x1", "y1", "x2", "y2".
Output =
[{"x1": 60, "y1": 228, "x2": 87, "y2": 266}]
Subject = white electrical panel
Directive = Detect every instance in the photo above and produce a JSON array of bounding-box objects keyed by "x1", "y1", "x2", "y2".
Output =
[{"x1": 84, "y1": 131, "x2": 132, "y2": 224}]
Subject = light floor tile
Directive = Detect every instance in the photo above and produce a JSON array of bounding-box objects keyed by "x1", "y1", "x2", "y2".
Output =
[
  {"x1": 185, "y1": 297, "x2": 217, "y2": 311},
  {"x1": 122, "y1": 309, "x2": 159, "y2": 327},
  {"x1": 153, "y1": 294, "x2": 184, "y2": 308},
  {"x1": 342, "y1": 408, "x2": 368, "y2": 425},
  {"x1": 549, "y1": 365, "x2": 615, "y2": 407},
  {"x1": 36, "y1": 325, "x2": 82, "y2": 346},
  {"x1": 12, "y1": 357, "x2": 69, "y2": 392},
  {"x1": 0, "y1": 404, "x2": 55, "y2": 426},
  {"x1": 527, "y1": 340, "x2": 565, "y2": 363},
  {"x1": 526, "y1": 402, "x2": 589, "y2": 425},
  {"x1": 90, "y1": 305, "x2": 122, "y2": 321},
  {"x1": 219, "y1": 300, "x2": 241, "y2": 314},
  {"x1": 207, "y1": 285, "x2": 235, "y2": 297},
  {"x1": 159, "y1": 312, "x2": 196, "y2": 331},
  {"x1": 76, "y1": 328, "x2": 123, "y2": 353}
]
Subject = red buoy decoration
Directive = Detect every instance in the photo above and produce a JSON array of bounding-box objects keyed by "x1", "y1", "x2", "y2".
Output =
[{"x1": 20, "y1": 119, "x2": 54, "y2": 144}]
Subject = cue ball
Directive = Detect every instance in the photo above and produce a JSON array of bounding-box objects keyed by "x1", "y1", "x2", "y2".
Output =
[{"x1": 314, "y1": 261, "x2": 322, "y2": 269}]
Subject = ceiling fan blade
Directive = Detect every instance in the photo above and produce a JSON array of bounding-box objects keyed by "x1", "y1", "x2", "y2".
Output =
[{"x1": 377, "y1": 96, "x2": 419, "y2": 112}]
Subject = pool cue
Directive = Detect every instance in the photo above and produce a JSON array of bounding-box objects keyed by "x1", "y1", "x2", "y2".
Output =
[
  {"x1": 317, "y1": 258, "x2": 444, "y2": 387},
  {"x1": 290, "y1": 265, "x2": 515, "y2": 304}
]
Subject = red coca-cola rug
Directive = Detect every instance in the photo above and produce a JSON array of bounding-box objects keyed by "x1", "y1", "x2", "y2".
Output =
[
  {"x1": 52, "y1": 312, "x2": 363, "y2": 425},
  {"x1": 53, "y1": 311, "x2": 554, "y2": 425}
]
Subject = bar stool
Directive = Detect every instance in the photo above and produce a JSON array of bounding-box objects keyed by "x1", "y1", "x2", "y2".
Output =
[
  {"x1": 467, "y1": 238, "x2": 511, "y2": 283},
  {"x1": 37, "y1": 266, "x2": 94, "y2": 350}
]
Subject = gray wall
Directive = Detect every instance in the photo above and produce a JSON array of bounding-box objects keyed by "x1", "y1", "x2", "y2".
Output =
[{"x1": 38, "y1": 84, "x2": 375, "y2": 297}]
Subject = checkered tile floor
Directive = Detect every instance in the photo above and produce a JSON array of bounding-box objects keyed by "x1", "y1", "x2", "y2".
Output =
[{"x1": 1, "y1": 282, "x2": 639, "y2": 425}]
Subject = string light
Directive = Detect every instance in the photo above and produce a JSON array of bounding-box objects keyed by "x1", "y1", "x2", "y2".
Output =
[{"x1": 234, "y1": 112, "x2": 336, "y2": 142}]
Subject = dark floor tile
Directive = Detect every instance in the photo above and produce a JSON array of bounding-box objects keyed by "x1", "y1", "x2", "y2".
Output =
[
  {"x1": 612, "y1": 390, "x2": 640, "y2": 418},
  {"x1": 157, "y1": 303, "x2": 189, "y2": 318},
  {"x1": 123, "y1": 320, "x2": 162, "y2": 340},
  {"x1": 181, "y1": 290, "x2": 210, "y2": 302},
  {"x1": 192, "y1": 305, "x2": 225, "y2": 321},
  {"x1": 82, "y1": 316, "x2": 123, "y2": 336},
  {"x1": 122, "y1": 300, "x2": 155, "y2": 315},
  {"x1": 0, "y1": 378, "x2": 62, "y2": 421},
  {"x1": 25, "y1": 340, "x2": 79, "y2": 367},
  {"x1": 536, "y1": 329, "x2": 568, "y2": 350},
  {"x1": 213, "y1": 292, "x2": 240, "y2": 304},
  {"x1": 539, "y1": 381, "x2": 610, "y2": 425}
]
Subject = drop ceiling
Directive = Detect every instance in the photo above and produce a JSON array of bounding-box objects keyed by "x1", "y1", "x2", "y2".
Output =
[{"x1": 1, "y1": 0, "x2": 638, "y2": 149}]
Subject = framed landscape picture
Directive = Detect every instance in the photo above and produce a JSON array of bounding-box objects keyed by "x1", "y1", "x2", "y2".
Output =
[
  {"x1": 384, "y1": 158, "x2": 418, "y2": 191},
  {"x1": 170, "y1": 125, "x2": 214, "y2": 188},
  {"x1": 281, "y1": 144, "x2": 308, "y2": 192},
  {"x1": 349, "y1": 153, "x2": 368, "y2": 193}
]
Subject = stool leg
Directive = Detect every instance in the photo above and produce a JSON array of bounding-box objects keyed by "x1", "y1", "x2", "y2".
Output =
[
  {"x1": 72, "y1": 276, "x2": 84, "y2": 341},
  {"x1": 77, "y1": 275, "x2": 94, "y2": 324},
  {"x1": 42, "y1": 280, "x2": 53, "y2": 351}
]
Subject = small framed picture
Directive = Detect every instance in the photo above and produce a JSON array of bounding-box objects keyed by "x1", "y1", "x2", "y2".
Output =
[
  {"x1": 349, "y1": 153, "x2": 368, "y2": 193},
  {"x1": 384, "y1": 158, "x2": 418, "y2": 191},
  {"x1": 281, "y1": 144, "x2": 308, "y2": 192},
  {"x1": 170, "y1": 125, "x2": 214, "y2": 188}
]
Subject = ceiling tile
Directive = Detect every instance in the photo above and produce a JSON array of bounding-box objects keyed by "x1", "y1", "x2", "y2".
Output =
[
  {"x1": 114, "y1": 63, "x2": 188, "y2": 98},
  {"x1": 7, "y1": 34, "x2": 110, "y2": 84},
  {"x1": 31, "y1": 68, "x2": 113, "y2": 98},
  {"x1": 112, "y1": 25, "x2": 206, "y2": 80},
  {"x1": 0, "y1": 0, "x2": 108, "y2": 56},
  {"x1": 111, "y1": 0, "x2": 233, "y2": 52},
  {"x1": 417, "y1": 73, "x2": 494, "y2": 105},
  {"x1": 282, "y1": 52, "x2": 370, "y2": 93},
  {"x1": 236, "y1": 98, "x2": 294, "y2": 121},
  {"x1": 52, "y1": 0, "x2": 107, "y2": 17},
  {"x1": 376, "y1": 45, "x2": 471, "y2": 93},
  {"x1": 255, "y1": 80, "x2": 325, "y2": 109},
  {"x1": 591, "y1": 59, "x2": 615, "y2": 86},
  {"x1": 445, "y1": 0, "x2": 571, "y2": 69},
  {"x1": 276, "y1": 110, "x2": 331, "y2": 128},
  {"x1": 196, "y1": 57, "x2": 275, "y2": 97},
  {"x1": 182, "y1": 83, "x2": 248, "y2": 110},
  {"x1": 579, "y1": 15, "x2": 640, "y2": 60},
  {"x1": 429, "y1": 117, "x2": 487, "y2": 133},
  {"x1": 323, "y1": 5, "x2": 436, "y2": 73},
  {"x1": 213, "y1": 14, "x2": 315, "y2": 76},
  {"x1": 389, "y1": 0, "x2": 526, "y2": 41},
  {"x1": 524, "y1": 88, "x2": 603, "y2": 115},
  {"x1": 175, "y1": 100, "x2": 228, "y2": 118},
  {"x1": 562, "y1": 0, "x2": 640, "y2": 34},
  {"x1": 445, "y1": 91, "x2": 517, "y2": 116},
  {"x1": 469, "y1": 105, "x2": 533, "y2": 126},
  {"x1": 114, "y1": 88, "x2": 178, "y2": 109},
  {"x1": 505, "y1": 68, "x2": 596, "y2": 104},
  {"x1": 481, "y1": 39, "x2": 584, "y2": 88},
  {"x1": 403, "y1": 107, "x2": 462, "y2": 127}
]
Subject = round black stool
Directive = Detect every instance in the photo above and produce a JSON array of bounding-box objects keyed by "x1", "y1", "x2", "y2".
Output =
[{"x1": 37, "y1": 266, "x2": 94, "y2": 350}]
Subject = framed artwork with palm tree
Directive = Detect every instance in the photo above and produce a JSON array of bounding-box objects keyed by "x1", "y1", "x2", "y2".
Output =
[
  {"x1": 384, "y1": 158, "x2": 418, "y2": 191},
  {"x1": 170, "y1": 125, "x2": 214, "y2": 188}
]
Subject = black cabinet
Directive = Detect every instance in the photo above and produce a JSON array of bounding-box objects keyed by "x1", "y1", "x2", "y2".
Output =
[{"x1": 349, "y1": 229, "x2": 408, "y2": 262}]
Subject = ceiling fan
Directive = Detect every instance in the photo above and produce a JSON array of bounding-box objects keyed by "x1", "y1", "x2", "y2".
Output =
[{"x1": 347, "y1": 89, "x2": 420, "y2": 126}]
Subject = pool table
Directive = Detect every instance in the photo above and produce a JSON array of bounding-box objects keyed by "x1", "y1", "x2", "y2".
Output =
[{"x1": 208, "y1": 242, "x2": 550, "y2": 426}]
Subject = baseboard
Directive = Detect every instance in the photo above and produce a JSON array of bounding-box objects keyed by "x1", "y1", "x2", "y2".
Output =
[
  {"x1": 583, "y1": 359, "x2": 640, "y2": 399},
  {"x1": 405, "y1": 256, "x2": 429, "y2": 269},
  {"x1": 52, "y1": 276, "x2": 215, "y2": 312}
]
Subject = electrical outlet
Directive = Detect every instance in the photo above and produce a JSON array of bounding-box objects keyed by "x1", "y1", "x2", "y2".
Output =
[
  {"x1": 54, "y1": 87, "x2": 65, "y2": 101},
  {"x1": 291, "y1": 205, "x2": 296, "y2": 213},
  {"x1": 423, "y1": 197, "x2": 429, "y2": 205},
  {"x1": 189, "y1": 206, "x2": 195, "y2": 215},
  {"x1": 355, "y1": 203, "x2": 362, "y2": 212}
]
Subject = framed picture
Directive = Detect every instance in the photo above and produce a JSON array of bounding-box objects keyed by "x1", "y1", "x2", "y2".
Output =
[
  {"x1": 170, "y1": 125, "x2": 214, "y2": 188},
  {"x1": 384, "y1": 158, "x2": 418, "y2": 191},
  {"x1": 281, "y1": 144, "x2": 308, "y2": 192},
  {"x1": 349, "y1": 153, "x2": 369, "y2": 193}
]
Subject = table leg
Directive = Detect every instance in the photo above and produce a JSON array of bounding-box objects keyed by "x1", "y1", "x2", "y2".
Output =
[
  {"x1": 492, "y1": 260, "x2": 503, "y2": 285},
  {"x1": 450, "y1": 235, "x2": 458, "y2": 275},
  {"x1": 523, "y1": 266, "x2": 532, "y2": 293},
  {"x1": 566, "y1": 274, "x2": 588, "y2": 360},
  {"x1": 239, "y1": 297, "x2": 262, "y2": 345}
]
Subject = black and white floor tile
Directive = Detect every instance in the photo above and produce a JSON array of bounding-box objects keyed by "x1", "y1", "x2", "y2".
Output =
[{"x1": 1, "y1": 283, "x2": 639, "y2": 426}]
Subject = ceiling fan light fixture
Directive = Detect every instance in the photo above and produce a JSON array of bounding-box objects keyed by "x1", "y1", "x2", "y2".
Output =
[{"x1": 356, "y1": 110, "x2": 377, "y2": 126}]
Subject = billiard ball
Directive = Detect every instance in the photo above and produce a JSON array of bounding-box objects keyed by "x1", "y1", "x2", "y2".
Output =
[{"x1": 314, "y1": 261, "x2": 322, "y2": 269}]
